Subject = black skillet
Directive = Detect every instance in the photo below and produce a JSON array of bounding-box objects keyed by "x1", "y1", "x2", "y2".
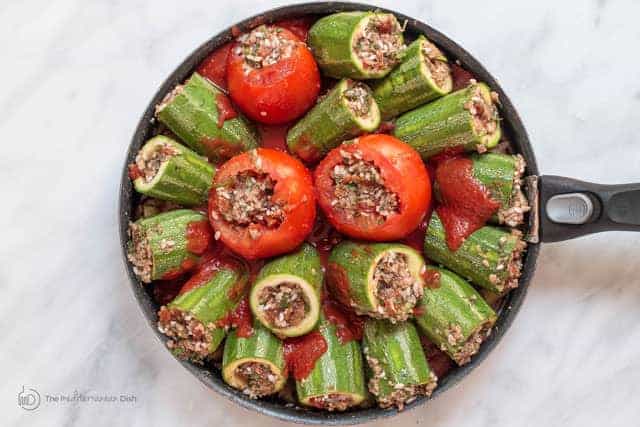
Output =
[{"x1": 119, "y1": 2, "x2": 640, "y2": 424}]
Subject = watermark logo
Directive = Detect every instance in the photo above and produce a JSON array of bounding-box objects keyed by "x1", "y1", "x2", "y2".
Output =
[{"x1": 18, "y1": 386, "x2": 41, "y2": 411}]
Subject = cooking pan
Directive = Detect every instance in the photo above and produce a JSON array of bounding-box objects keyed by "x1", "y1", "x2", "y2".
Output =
[{"x1": 118, "y1": 2, "x2": 640, "y2": 424}]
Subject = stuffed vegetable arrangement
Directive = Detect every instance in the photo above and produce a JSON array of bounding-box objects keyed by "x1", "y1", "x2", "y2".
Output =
[{"x1": 127, "y1": 11, "x2": 530, "y2": 412}]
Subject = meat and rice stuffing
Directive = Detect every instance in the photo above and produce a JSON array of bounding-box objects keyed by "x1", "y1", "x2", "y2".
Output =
[
  {"x1": 257, "y1": 282, "x2": 308, "y2": 329},
  {"x1": 497, "y1": 154, "x2": 530, "y2": 227},
  {"x1": 354, "y1": 15, "x2": 404, "y2": 71},
  {"x1": 127, "y1": 222, "x2": 153, "y2": 283},
  {"x1": 372, "y1": 251, "x2": 423, "y2": 322},
  {"x1": 234, "y1": 361, "x2": 279, "y2": 398},
  {"x1": 308, "y1": 393, "x2": 356, "y2": 412},
  {"x1": 421, "y1": 39, "x2": 451, "y2": 88},
  {"x1": 237, "y1": 25, "x2": 295, "y2": 71},
  {"x1": 464, "y1": 85, "x2": 499, "y2": 144},
  {"x1": 343, "y1": 82, "x2": 373, "y2": 117},
  {"x1": 133, "y1": 142, "x2": 179, "y2": 183},
  {"x1": 157, "y1": 306, "x2": 216, "y2": 363}
]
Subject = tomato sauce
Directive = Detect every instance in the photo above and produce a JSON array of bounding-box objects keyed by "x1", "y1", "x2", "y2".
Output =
[
  {"x1": 275, "y1": 17, "x2": 314, "y2": 42},
  {"x1": 422, "y1": 268, "x2": 441, "y2": 289},
  {"x1": 201, "y1": 137, "x2": 243, "y2": 160},
  {"x1": 451, "y1": 63, "x2": 475, "y2": 91},
  {"x1": 217, "y1": 297, "x2": 253, "y2": 338},
  {"x1": 197, "y1": 43, "x2": 232, "y2": 90},
  {"x1": 283, "y1": 330, "x2": 328, "y2": 380},
  {"x1": 186, "y1": 220, "x2": 213, "y2": 255},
  {"x1": 322, "y1": 299, "x2": 364, "y2": 344},
  {"x1": 215, "y1": 93, "x2": 238, "y2": 128},
  {"x1": 128, "y1": 163, "x2": 143, "y2": 180},
  {"x1": 161, "y1": 257, "x2": 198, "y2": 280},
  {"x1": 153, "y1": 278, "x2": 185, "y2": 305},
  {"x1": 377, "y1": 121, "x2": 396, "y2": 134},
  {"x1": 326, "y1": 262, "x2": 352, "y2": 307},
  {"x1": 401, "y1": 216, "x2": 430, "y2": 252},
  {"x1": 257, "y1": 123, "x2": 289, "y2": 152},
  {"x1": 432, "y1": 154, "x2": 500, "y2": 251}
]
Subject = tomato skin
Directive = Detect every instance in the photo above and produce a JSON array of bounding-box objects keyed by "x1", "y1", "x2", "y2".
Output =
[
  {"x1": 208, "y1": 148, "x2": 316, "y2": 259},
  {"x1": 314, "y1": 134, "x2": 431, "y2": 241},
  {"x1": 226, "y1": 27, "x2": 320, "y2": 125}
]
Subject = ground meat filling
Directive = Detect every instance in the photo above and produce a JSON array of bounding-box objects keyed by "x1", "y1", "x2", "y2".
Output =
[
  {"x1": 308, "y1": 393, "x2": 355, "y2": 411},
  {"x1": 237, "y1": 25, "x2": 295, "y2": 71},
  {"x1": 127, "y1": 222, "x2": 152, "y2": 283},
  {"x1": 366, "y1": 352, "x2": 437, "y2": 410},
  {"x1": 372, "y1": 252, "x2": 423, "y2": 322},
  {"x1": 157, "y1": 306, "x2": 215, "y2": 363},
  {"x1": 214, "y1": 171, "x2": 284, "y2": 235},
  {"x1": 134, "y1": 143, "x2": 179, "y2": 183},
  {"x1": 354, "y1": 15, "x2": 404, "y2": 72},
  {"x1": 331, "y1": 150, "x2": 399, "y2": 220},
  {"x1": 421, "y1": 40, "x2": 451, "y2": 88},
  {"x1": 155, "y1": 84, "x2": 183, "y2": 115},
  {"x1": 446, "y1": 321, "x2": 493, "y2": 365},
  {"x1": 504, "y1": 229, "x2": 527, "y2": 291},
  {"x1": 234, "y1": 361, "x2": 279, "y2": 398},
  {"x1": 257, "y1": 282, "x2": 309, "y2": 329},
  {"x1": 343, "y1": 83, "x2": 372, "y2": 118},
  {"x1": 497, "y1": 154, "x2": 530, "y2": 227},
  {"x1": 464, "y1": 87, "x2": 499, "y2": 141}
]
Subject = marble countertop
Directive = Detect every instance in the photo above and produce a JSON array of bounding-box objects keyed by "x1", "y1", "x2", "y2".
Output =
[{"x1": 3, "y1": 0, "x2": 639, "y2": 426}]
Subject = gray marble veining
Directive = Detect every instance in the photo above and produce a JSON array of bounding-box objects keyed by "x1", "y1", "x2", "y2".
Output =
[{"x1": 2, "y1": 0, "x2": 639, "y2": 426}]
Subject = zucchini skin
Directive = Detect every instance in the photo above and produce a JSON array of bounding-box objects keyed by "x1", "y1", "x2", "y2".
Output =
[
  {"x1": 296, "y1": 314, "x2": 367, "y2": 410},
  {"x1": 132, "y1": 136, "x2": 215, "y2": 206},
  {"x1": 327, "y1": 241, "x2": 425, "y2": 321},
  {"x1": 308, "y1": 11, "x2": 403, "y2": 79},
  {"x1": 156, "y1": 73, "x2": 258, "y2": 162},
  {"x1": 414, "y1": 266, "x2": 497, "y2": 365},
  {"x1": 127, "y1": 209, "x2": 208, "y2": 282},
  {"x1": 372, "y1": 35, "x2": 452, "y2": 120},
  {"x1": 286, "y1": 79, "x2": 380, "y2": 163},
  {"x1": 393, "y1": 83, "x2": 501, "y2": 159},
  {"x1": 222, "y1": 321, "x2": 287, "y2": 396},
  {"x1": 162, "y1": 259, "x2": 248, "y2": 360},
  {"x1": 423, "y1": 212, "x2": 526, "y2": 293},
  {"x1": 362, "y1": 319, "x2": 437, "y2": 408},
  {"x1": 250, "y1": 243, "x2": 323, "y2": 337}
]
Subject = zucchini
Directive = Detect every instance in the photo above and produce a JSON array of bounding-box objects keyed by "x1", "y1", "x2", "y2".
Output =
[
  {"x1": 296, "y1": 314, "x2": 367, "y2": 411},
  {"x1": 286, "y1": 79, "x2": 380, "y2": 163},
  {"x1": 127, "y1": 209, "x2": 210, "y2": 283},
  {"x1": 414, "y1": 266, "x2": 497, "y2": 365},
  {"x1": 469, "y1": 153, "x2": 529, "y2": 226},
  {"x1": 308, "y1": 11, "x2": 404, "y2": 79},
  {"x1": 156, "y1": 73, "x2": 258, "y2": 162},
  {"x1": 327, "y1": 241, "x2": 425, "y2": 322},
  {"x1": 131, "y1": 136, "x2": 215, "y2": 206},
  {"x1": 250, "y1": 244, "x2": 322, "y2": 338},
  {"x1": 423, "y1": 212, "x2": 526, "y2": 294},
  {"x1": 362, "y1": 319, "x2": 437, "y2": 409},
  {"x1": 372, "y1": 35, "x2": 453, "y2": 120},
  {"x1": 157, "y1": 257, "x2": 249, "y2": 363},
  {"x1": 393, "y1": 83, "x2": 501, "y2": 159},
  {"x1": 222, "y1": 321, "x2": 287, "y2": 398}
]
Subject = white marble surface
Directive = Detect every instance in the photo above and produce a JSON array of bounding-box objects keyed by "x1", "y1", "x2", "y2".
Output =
[{"x1": 2, "y1": 0, "x2": 640, "y2": 426}]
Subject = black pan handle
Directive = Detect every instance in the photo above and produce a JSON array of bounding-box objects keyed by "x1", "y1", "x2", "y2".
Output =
[{"x1": 538, "y1": 175, "x2": 640, "y2": 242}]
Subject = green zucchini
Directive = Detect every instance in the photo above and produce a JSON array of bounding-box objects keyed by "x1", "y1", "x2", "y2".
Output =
[
  {"x1": 131, "y1": 136, "x2": 215, "y2": 206},
  {"x1": 414, "y1": 266, "x2": 497, "y2": 365},
  {"x1": 469, "y1": 153, "x2": 529, "y2": 226},
  {"x1": 362, "y1": 319, "x2": 437, "y2": 409},
  {"x1": 308, "y1": 11, "x2": 404, "y2": 79},
  {"x1": 327, "y1": 242, "x2": 425, "y2": 322},
  {"x1": 156, "y1": 73, "x2": 258, "y2": 162},
  {"x1": 286, "y1": 79, "x2": 380, "y2": 163},
  {"x1": 127, "y1": 209, "x2": 210, "y2": 283},
  {"x1": 296, "y1": 314, "x2": 367, "y2": 411},
  {"x1": 157, "y1": 258, "x2": 249, "y2": 363},
  {"x1": 393, "y1": 83, "x2": 501, "y2": 159},
  {"x1": 250, "y1": 244, "x2": 322, "y2": 338},
  {"x1": 423, "y1": 212, "x2": 526, "y2": 294},
  {"x1": 222, "y1": 321, "x2": 287, "y2": 398},
  {"x1": 372, "y1": 35, "x2": 453, "y2": 120}
]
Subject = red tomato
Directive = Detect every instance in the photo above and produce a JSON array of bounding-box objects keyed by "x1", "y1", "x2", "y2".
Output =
[
  {"x1": 208, "y1": 148, "x2": 316, "y2": 259},
  {"x1": 274, "y1": 17, "x2": 315, "y2": 42},
  {"x1": 314, "y1": 134, "x2": 431, "y2": 241},
  {"x1": 197, "y1": 43, "x2": 232, "y2": 90},
  {"x1": 226, "y1": 26, "x2": 320, "y2": 124}
]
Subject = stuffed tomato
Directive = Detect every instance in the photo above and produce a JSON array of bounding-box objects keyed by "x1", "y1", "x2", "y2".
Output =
[
  {"x1": 208, "y1": 148, "x2": 316, "y2": 259},
  {"x1": 227, "y1": 25, "x2": 321, "y2": 124},
  {"x1": 314, "y1": 134, "x2": 431, "y2": 241}
]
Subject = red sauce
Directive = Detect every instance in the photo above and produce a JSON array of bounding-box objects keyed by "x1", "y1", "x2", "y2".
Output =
[
  {"x1": 322, "y1": 299, "x2": 364, "y2": 344},
  {"x1": 423, "y1": 269, "x2": 441, "y2": 289},
  {"x1": 306, "y1": 214, "x2": 343, "y2": 269},
  {"x1": 451, "y1": 64, "x2": 475, "y2": 91},
  {"x1": 294, "y1": 134, "x2": 322, "y2": 163},
  {"x1": 283, "y1": 330, "x2": 328, "y2": 380},
  {"x1": 257, "y1": 123, "x2": 289, "y2": 152},
  {"x1": 275, "y1": 17, "x2": 314, "y2": 42},
  {"x1": 412, "y1": 305, "x2": 426, "y2": 317},
  {"x1": 128, "y1": 163, "x2": 143, "y2": 180},
  {"x1": 401, "y1": 216, "x2": 429, "y2": 252},
  {"x1": 377, "y1": 121, "x2": 396, "y2": 134},
  {"x1": 326, "y1": 262, "x2": 352, "y2": 307},
  {"x1": 201, "y1": 137, "x2": 242, "y2": 160},
  {"x1": 217, "y1": 297, "x2": 253, "y2": 338},
  {"x1": 433, "y1": 155, "x2": 500, "y2": 251},
  {"x1": 161, "y1": 257, "x2": 198, "y2": 280},
  {"x1": 153, "y1": 278, "x2": 185, "y2": 305},
  {"x1": 215, "y1": 93, "x2": 238, "y2": 128},
  {"x1": 197, "y1": 43, "x2": 231, "y2": 89},
  {"x1": 420, "y1": 336, "x2": 455, "y2": 378},
  {"x1": 186, "y1": 221, "x2": 213, "y2": 255}
]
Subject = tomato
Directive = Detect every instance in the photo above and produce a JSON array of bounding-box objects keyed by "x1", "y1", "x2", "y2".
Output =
[
  {"x1": 274, "y1": 17, "x2": 315, "y2": 42},
  {"x1": 314, "y1": 134, "x2": 431, "y2": 241},
  {"x1": 226, "y1": 26, "x2": 320, "y2": 124},
  {"x1": 208, "y1": 148, "x2": 316, "y2": 259},
  {"x1": 197, "y1": 42, "x2": 232, "y2": 89}
]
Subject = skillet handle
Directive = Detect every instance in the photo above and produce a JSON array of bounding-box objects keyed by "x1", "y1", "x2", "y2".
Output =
[{"x1": 538, "y1": 175, "x2": 640, "y2": 242}]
